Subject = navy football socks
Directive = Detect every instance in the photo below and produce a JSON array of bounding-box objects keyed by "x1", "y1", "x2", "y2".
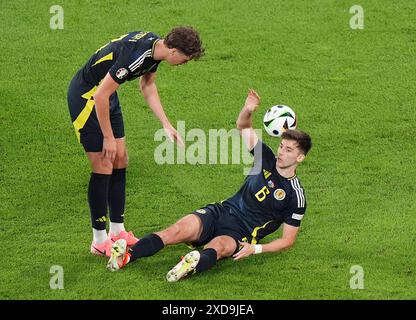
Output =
[
  {"x1": 195, "y1": 248, "x2": 218, "y2": 273},
  {"x1": 88, "y1": 172, "x2": 111, "y2": 230},
  {"x1": 128, "y1": 233, "x2": 165, "y2": 262},
  {"x1": 108, "y1": 168, "x2": 126, "y2": 223}
]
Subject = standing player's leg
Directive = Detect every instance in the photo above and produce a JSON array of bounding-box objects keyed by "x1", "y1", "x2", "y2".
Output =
[
  {"x1": 103, "y1": 98, "x2": 138, "y2": 246},
  {"x1": 166, "y1": 235, "x2": 236, "y2": 282},
  {"x1": 68, "y1": 82, "x2": 125, "y2": 256},
  {"x1": 86, "y1": 151, "x2": 113, "y2": 255},
  {"x1": 108, "y1": 137, "x2": 127, "y2": 236},
  {"x1": 67, "y1": 80, "x2": 112, "y2": 255},
  {"x1": 107, "y1": 214, "x2": 203, "y2": 271},
  {"x1": 107, "y1": 137, "x2": 139, "y2": 245}
]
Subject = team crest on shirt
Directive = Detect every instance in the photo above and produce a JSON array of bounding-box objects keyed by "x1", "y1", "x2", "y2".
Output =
[
  {"x1": 116, "y1": 67, "x2": 128, "y2": 79},
  {"x1": 267, "y1": 180, "x2": 275, "y2": 189},
  {"x1": 274, "y1": 189, "x2": 286, "y2": 201},
  {"x1": 196, "y1": 209, "x2": 206, "y2": 214}
]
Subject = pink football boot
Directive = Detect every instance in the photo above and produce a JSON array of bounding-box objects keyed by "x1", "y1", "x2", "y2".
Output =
[
  {"x1": 110, "y1": 230, "x2": 139, "y2": 246},
  {"x1": 90, "y1": 238, "x2": 113, "y2": 257}
]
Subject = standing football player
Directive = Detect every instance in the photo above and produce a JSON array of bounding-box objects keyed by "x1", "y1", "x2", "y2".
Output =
[
  {"x1": 67, "y1": 27, "x2": 204, "y2": 256},
  {"x1": 105, "y1": 89, "x2": 312, "y2": 281}
]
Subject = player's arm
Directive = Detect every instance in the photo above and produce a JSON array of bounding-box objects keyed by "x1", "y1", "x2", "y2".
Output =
[
  {"x1": 236, "y1": 89, "x2": 261, "y2": 151},
  {"x1": 260, "y1": 223, "x2": 299, "y2": 253},
  {"x1": 233, "y1": 223, "x2": 299, "y2": 260},
  {"x1": 93, "y1": 73, "x2": 120, "y2": 161},
  {"x1": 139, "y1": 72, "x2": 184, "y2": 147}
]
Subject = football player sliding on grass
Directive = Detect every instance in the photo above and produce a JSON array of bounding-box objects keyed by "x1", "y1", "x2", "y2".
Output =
[
  {"x1": 67, "y1": 27, "x2": 204, "y2": 257},
  {"x1": 107, "y1": 89, "x2": 312, "y2": 281}
]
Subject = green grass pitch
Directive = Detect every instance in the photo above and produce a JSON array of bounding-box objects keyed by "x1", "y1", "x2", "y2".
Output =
[{"x1": 0, "y1": 0, "x2": 415, "y2": 300}]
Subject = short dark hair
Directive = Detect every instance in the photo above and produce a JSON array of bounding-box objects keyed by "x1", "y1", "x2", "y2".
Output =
[
  {"x1": 165, "y1": 26, "x2": 205, "y2": 60},
  {"x1": 281, "y1": 129, "x2": 312, "y2": 155}
]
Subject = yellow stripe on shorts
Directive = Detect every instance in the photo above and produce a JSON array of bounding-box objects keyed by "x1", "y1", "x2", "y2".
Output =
[
  {"x1": 250, "y1": 221, "x2": 273, "y2": 244},
  {"x1": 72, "y1": 86, "x2": 98, "y2": 142}
]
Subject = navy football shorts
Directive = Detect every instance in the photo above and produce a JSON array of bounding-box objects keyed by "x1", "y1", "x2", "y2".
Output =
[
  {"x1": 191, "y1": 202, "x2": 251, "y2": 254},
  {"x1": 67, "y1": 73, "x2": 125, "y2": 152}
]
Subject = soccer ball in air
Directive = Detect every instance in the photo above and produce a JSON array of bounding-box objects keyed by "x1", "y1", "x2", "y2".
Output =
[{"x1": 263, "y1": 105, "x2": 297, "y2": 137}]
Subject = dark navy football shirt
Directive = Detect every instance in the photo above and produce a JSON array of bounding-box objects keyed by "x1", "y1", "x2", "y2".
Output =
[
  {"x1": 223, "y1": 140, "x2": 307, "y2": 243},
  {"x1": 79, "y1": 31, "x2": 161, "y2": 86}
]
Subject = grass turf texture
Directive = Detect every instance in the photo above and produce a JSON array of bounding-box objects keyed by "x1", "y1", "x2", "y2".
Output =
[{"x1": 0, "y1": 0, "x2": 415, "y2": 299}]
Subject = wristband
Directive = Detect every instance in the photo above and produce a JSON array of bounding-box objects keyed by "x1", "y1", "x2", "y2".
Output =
[{"x1": 253, "y1": 244, "x2": 263, "y2": 254}]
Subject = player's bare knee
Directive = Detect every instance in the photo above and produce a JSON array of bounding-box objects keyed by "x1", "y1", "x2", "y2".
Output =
[
  {"x1": 91, "y1": 157, "x2": 113, "y2": 174},
  {"x1": 101, "y1": 158, "x2": 113, "y2": 172},
  {"x1": 205, "y1": 238, "x2": 235, "y2": 259},
  {"x1": 223, "y1": 242, "x2": 237, "y2": 257},
  {"x1": 114, "y1": 152, "x2": 128, "y2": 168},
  {"x1": 209, "y1": 245, "x2": 226, "y2": 259},
  {"x1": 219, "y1": 243, "x2": 232, "y2": 258}
]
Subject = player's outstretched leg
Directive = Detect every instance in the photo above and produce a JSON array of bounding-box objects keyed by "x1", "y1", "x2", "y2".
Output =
[
  {"x1": 106, "y1": 233, "x2": 165, "y2": 271},
  {"x1": 106, "y1": 215, "x2": 203, "y2": 272}
]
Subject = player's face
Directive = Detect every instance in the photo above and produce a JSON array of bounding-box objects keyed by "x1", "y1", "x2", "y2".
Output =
[
  {"x1": 166, "y1": 49, "x2": 192, "y2": 65},
  {"x1": 276, "y1": 139, "x2": 305, "y2": 169}
]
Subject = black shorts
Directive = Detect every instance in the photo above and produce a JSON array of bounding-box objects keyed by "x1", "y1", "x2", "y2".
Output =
[
  {"x1": 191, "y1": 203, "x2": 252, "y2": 254},
  {"x1": 67, "y1": 73, "x2": 125, "y2": 152}
]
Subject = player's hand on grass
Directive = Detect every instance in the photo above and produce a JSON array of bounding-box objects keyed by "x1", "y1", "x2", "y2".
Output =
[
  {"x1": 233, "y1": 241, "x2": 255, "y2": 260},
  {"x1": 103, "y1": 136, "x2": 117, "y2": 162},
  {"x1": 164, "y1": 123, "x2": 185, "y2": 148},
  {"x1": 244, "y1": 89, "x2": 261, "y2": 113}
]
